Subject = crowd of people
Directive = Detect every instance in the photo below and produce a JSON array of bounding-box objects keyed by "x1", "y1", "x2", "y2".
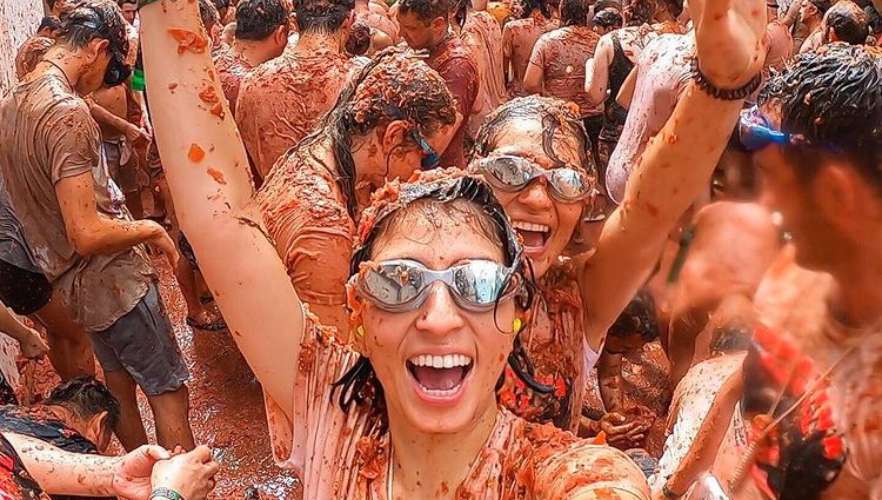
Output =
[{"x1": 0, "y1": 0, "x2": 879, "y2": 497}]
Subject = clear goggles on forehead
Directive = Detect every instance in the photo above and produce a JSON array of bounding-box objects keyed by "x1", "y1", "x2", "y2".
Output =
[
  {"x1": 350, "y1": 259, "x2": 520, "y2": 313},
  {"x1": 473, "y1": 155, "x2": 597, "y2": 203}
]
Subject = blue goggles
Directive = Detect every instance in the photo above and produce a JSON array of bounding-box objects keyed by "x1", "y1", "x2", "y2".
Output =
[
  {"x1": 738, "y1": 105, "x2": 804, "y2": 151},
  {"x1": 411, "y1": 130, "x2": 440, "y2": 170}
]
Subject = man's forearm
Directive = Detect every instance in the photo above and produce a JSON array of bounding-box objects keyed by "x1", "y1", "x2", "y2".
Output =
[
  {"x1": 0, "y1": 305, "x2": 34, "y2": 343},
  {"x1": 76, "y1": 216, "x2": 162, "y2": 256},
  {"x1": 5, "y1": 433, "x2": 118, "y2": 496},
  {"x1": 88, "y1": 100, "x2": 133, "y2": 136}
]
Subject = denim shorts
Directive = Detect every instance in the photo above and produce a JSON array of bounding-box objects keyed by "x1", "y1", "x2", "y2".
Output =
[{"x1": 89, "y1": 283, "x2": 189, "y2": 396}]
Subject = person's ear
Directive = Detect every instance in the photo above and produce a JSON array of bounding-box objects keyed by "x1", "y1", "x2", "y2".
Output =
[
  {"x1": 87, "y1": 411, "x2": 109, "y2": 443},
  {"x1": 431, "y1": 15, "x2": 449, "y2": 35},
  {"x1": 275, "y1": 24, "x2": 288, "y2": 45},
  {"x1": 380, "y1": 120, "x2": 411, "y2": 154},
  {"x1": 87, "y1": 38, "x2": 109, "y2": 64}
]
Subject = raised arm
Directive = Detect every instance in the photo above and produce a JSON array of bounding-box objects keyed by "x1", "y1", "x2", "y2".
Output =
[
  {"x1": 139, "y1": 0, "x2": 305, "y2": 420},
  {"x1": 580, "y1": 0, "x2": 767, "y2": 350},
  {"x1": 584, "y1": 35, "x2": 613, "y2": 106}
]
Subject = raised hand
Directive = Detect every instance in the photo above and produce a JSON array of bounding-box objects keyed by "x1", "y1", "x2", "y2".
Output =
[{"x1": 689, "y1": 0, "x2": 768, "y2": 87}]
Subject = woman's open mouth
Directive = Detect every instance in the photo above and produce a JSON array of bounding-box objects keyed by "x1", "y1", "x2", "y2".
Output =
[
  {"x1": 512, "y1": 221, "x2": 551, "y2": 254},
  {"x1": 406, "y1": 354, "x2": 474, "y2": 404}
]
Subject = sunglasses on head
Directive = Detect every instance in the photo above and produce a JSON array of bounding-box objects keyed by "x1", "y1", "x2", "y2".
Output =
[
  {"x1": 738, "y1": 105, "x2": 805, "y2": 151},
  {"x1": 350, "y1": 259, "x2": 520, "y2": 313},
  {"x1": 473, "y1": 154, "x2": 596, "y2": 203}
]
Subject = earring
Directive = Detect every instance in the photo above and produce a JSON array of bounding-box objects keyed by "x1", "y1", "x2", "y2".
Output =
[
  {"x1": 512, "y1": 318, "x2": 523, "y2": 334},
  {"x1": 356, "y1": 325, "x2": 365, "y2": 338}
]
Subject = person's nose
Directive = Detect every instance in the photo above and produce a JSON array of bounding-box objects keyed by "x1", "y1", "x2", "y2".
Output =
[
  {"x1": 414, "y1": 283, "x2": 466, "y2": 338},
  {"x1": 517, "y1": 178, "x2": 554, "y2": 212}
]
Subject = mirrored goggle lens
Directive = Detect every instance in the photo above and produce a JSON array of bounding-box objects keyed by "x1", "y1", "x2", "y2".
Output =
[
  {"x1": 479, "y1": 157, "x2": 592, "y2": 201},
  {"x1": 358, "y1": 261, "x2": 513, "y2": 310},
  {"x1": 452, "y1": 260, "x2": 510, "y2": 306}
]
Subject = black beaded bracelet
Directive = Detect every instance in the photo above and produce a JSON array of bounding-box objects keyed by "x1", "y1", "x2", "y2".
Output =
[
  {"x1": 662, "y1": 483, "x2": 684, "y2": 499},
  {"x1": 690, "y1": 58, "x2": 762, "y2": 101},
  {"x1": 149, "y1": 487, "x2": 185, "y2": 500}
]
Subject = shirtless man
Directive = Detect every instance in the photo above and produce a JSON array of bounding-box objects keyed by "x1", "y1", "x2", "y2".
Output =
[
  {"x1": 398, "y1": 0, "x2": 478, "y2": 168},
  {"x1": 213, "y1": 0, "x2": 289, "y2": 116},
  {"x1": 745, "y1": 44, "x2": 882, "y2": 498},
  {"x1": 354, "y1": 0, "x2": 398, "y2": 53},
  {"x1": 794, "y1": 0, "x2": 830, "y2": 50},
  {"x1": 524, "y1": 0, "x2": 601, "y2": 145},
  {"x1": 462, "y1": 0, "x2": 508, "y2": 138},
  {"x1": 799, "y1": 0, "x2": 869, "y2": 52},
  {"x1": 236, "y1": 0, "x2": 357, "y2": 179},
  {"x1": 502, "y1": 0, "x2": 556, "y2": 98}
]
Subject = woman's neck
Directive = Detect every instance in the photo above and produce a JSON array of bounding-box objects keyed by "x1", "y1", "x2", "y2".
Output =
[{"x1": 387, "y1": 403, "x2": 498, "y2": 498}]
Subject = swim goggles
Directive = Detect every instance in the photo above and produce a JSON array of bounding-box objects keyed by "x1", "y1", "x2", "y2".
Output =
[
  {"x1": 350, "y1": 259, "x2": 520, "y2": 313},
  {"x1": 411, "y1": 130, "x2": 440, "y2": 170},
  {"x1": 738, "y1": 105, "x2": 805, "y2": 151},
  {"x1": 472, "y1": 154, "x2": 597, "y2": 203}
]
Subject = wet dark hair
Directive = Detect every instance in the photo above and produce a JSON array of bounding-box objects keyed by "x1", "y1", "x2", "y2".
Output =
[
  {"x1": 825, "y1": 1, "x2": 869, "y2": 44},
  {"x1": 776, "y1": 44, "x2": 882, "y2": 189},
  {"x1": 472, "y1": 95, "x2": 595, "y2": 174},
  {"x1": 333, "y1": 174, "x2": 549, "y2": 426},
  {"x1": 199, "y1": 0, "x2": 222, "y2": 31},
  {"x1": 561, "y1": 0, "x2": 590, "y2": 26},
  {"x1": 808, "y1": 0, "x2": 832, "y2": 14},
  {"x1": 398, "y1": 0, "x2": 451, "y2": 22},
  {"x1": 235, "y1": 0, "x2": 289, "y2": 40},
  {"x1": 451, "y1": 0, "x2": 471, "y2": 28},
  {"x1": 594, "y1": 8, "x2": 624, "y2": 29},
  {"x1": 345, "y1": 20, "x2": 372, "y2": 55},
  {"x1": 56, "y1": 1, "x2": 129, "y2": 60},
  {"x1": 295, "y1": 47, "x2": 457, "y2": 218},
  {"x1": 297, "y1": 0, "x2": 354, "y2": 32},
  {"x1": 38, "y1": 16, "x2": 63, "y2": 33},
  {"x1": 607, "y1": 289, "x2": 659, "y2": 342},
  {"x1": 44, "y1": 376, "x2": 121, "y2": 431},
  {"x1": 623, "y1": 0, "x2": 655, "y2": 25},
  {"x1": 520, "y1": 0, "x2": 552, "y2": 19}
]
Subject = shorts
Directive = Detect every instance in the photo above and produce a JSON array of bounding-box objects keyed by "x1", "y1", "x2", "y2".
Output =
[
  {"x1": 89, "y1": 282, "x2": 189, "y2": 396},
  {"x1": 0, "y1": 259, "x2": 52, "y2": 316},
  {"x1": 103, "y1": 140, "x2": 139, "y2": 193}
]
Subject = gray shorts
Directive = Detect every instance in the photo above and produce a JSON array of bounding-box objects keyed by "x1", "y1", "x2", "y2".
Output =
[{"x1": 89, "y1": 283, "x2": 189, "y2": 396}]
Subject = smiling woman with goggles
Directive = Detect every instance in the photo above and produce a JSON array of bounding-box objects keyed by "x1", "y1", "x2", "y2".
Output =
[
  {"x1": 350, "y1": 259, "x2": 520, "y2": 313},
  {"x1": 472, "y1": 154, "x2": 598, "y2": 203}
]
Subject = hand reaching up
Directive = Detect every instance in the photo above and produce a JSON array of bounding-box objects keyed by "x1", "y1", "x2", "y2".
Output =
[{"x1": 689, "y1": 0, "x2": 768, "y2": 88}]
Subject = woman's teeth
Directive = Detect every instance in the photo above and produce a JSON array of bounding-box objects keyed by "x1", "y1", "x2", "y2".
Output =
[
  {"x1": 409, "y1": 354, "x2": 472, "y2": 369},
  {"x1": 512, "y1": 221, "x2": 551, "y2": 248},
  {"x1": 512, "y1": 221, "x2": 550, "y2": 234}
]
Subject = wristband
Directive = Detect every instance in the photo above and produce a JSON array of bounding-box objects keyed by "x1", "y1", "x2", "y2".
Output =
[
  {"x1": 690, "y1": 59, "x2": 762, "y2": 101},
  {"x1": 149, "y1": 487, "x2": 185, "y2": 500}
]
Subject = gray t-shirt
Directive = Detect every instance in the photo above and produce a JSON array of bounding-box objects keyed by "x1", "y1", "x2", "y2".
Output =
[{"x1": 0, "y1": 72, "x2": 153, "y2": 332}]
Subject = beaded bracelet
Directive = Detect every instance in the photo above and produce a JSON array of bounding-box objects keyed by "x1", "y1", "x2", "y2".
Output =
[
  {"x1": 149, "y1": 487, "x2": 185, "y2": 500},
  {"x1": 690, "y1": 58, "x2": 763, "y2": 101}
]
